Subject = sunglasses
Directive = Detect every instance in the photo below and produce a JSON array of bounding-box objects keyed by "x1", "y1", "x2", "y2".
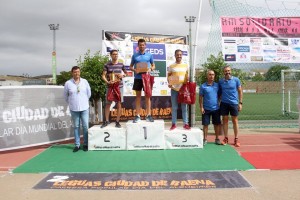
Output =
[{"x1": 77, "y1": 85, "x2": 80, "y2": 93}]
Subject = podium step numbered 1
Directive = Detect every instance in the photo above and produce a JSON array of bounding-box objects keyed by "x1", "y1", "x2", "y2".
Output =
[{"x1": 88, "y1": 120, "x2": 203, "y2": 151}]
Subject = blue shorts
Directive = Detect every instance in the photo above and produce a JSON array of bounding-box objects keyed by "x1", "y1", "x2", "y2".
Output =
[
  {"x1": 220, "y1": 102, "x2": 239, "y2": 116},
  {"x1": 202, "y1": 109, "x2": 221, "y2": 126}
]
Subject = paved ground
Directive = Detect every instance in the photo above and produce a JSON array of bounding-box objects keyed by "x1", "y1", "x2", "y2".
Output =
[{"x1": 1, "y1": 123, "x2": 300, "y2": 200}]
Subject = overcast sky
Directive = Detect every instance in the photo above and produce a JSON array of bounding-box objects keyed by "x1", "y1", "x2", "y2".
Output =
[
  {"x1": 1, "y1": 0, "x2": 300, "y2": 76},
  {"x1": 0, "y1": 0, "x2": 213, "y2": 76}
]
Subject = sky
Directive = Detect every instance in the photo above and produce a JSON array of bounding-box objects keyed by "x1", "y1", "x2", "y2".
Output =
[
  {"x1": 0, "y1": 0, "x2": 212, "y2": 76},
  {"x1": 1, "y1": 0, "x2": 300, "y2": 76}
]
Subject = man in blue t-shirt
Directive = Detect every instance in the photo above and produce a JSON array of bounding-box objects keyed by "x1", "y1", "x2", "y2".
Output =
[
  {"x1": 199, "y1": 70, "x2": 221, "y2": 146},
  {"x1": 129, "y1": 39, "x2": 155, "y2": 123},
  {"x1": 219, "y1": 66, "x2": 243, "y2": 147}
]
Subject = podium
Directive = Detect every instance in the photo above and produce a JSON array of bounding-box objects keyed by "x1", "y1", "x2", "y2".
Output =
[
  {"x1": 126, "y1": 120, "x2": 165, "y2": 150},
  {"x1": 164, "y1": 127, "x2": 203, "y2": 149},
  {"x1": 88, "y1": 120, "x2": 203, "y2": 151},
  {"x1": 88, "y1": 125, "x2": 126, "y2": 150}
]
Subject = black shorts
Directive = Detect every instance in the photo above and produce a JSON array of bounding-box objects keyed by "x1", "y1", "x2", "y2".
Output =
[
  {"x1": 220, "y1": 102, "x2": 239, "y2": 116},
  {"x1": 132, "y1": 79, "x2": 144, "y2": 91},
  {"x1": 202, "y1": 109, "x2": 221, "y2": 126}
]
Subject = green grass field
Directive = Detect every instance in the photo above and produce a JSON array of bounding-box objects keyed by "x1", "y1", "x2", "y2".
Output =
[{"x1": 195, "y1": 93, "x2": 299, "y2": 121}]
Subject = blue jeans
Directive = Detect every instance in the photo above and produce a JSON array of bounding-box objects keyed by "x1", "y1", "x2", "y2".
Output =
[
  {"x1": 171, "y1": 89, "x2": 188, "y2": 125},
  {"x1": 70, "y1": 109, "x2": 89, "y2": 147}
]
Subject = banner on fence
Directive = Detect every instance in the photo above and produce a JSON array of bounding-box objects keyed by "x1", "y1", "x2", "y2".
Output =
[
  {"x1": 220, "y1": 16, "x2": 300, "y2": 63},
  {"x1": 102, "y1": 30, "x2": 188, "y2": 120},
  {"x1": 0, "y1": 86, "x2": 73, "y2": 151}
]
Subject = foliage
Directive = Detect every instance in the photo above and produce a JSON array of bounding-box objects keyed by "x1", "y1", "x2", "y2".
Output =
[
  {"x1": 197, "y1": 52, "x2": 247, "y2": 85},
  {"x1": 77, "y1": 50, "x2": 109, "y2": 104},
  {"x1": 265, "y1": 65, "x2": 290, "y2": 81},
  {"x1": 251, "y1": 73, "x2": 265, "y2": 81},
  {"x1": 56, "y1": 71, "x2": 71, "y2": 85}
]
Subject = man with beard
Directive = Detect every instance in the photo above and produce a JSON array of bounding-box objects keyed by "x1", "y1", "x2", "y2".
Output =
[{"x1": 219, "y1": 66, "x2": 243, "y2": 147}]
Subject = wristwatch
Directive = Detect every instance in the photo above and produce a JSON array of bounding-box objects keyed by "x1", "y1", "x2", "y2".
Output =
[{"x1": 239, "y1": 102, "x2": 243, "y2": 105}]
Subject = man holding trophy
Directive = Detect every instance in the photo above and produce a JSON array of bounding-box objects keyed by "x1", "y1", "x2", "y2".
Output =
[{"x1": 130, "y1": 38, "x2": 155, "y2": 123}]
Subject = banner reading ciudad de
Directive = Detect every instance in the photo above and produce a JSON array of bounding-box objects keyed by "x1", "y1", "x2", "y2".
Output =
[
  {"x1": 102, "y1": 30, "x2": 189, "y2": 121},
  {"x1": 0, "y1": 86, "x2": 74, "y2": 151},
  {"x1": 220, "y1": 16, "x2": 300, "y2": 63}
]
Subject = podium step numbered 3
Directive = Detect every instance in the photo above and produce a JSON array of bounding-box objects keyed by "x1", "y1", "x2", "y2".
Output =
[{"x1": 88, "y1": 120, "x2": 203, "y2": 151}]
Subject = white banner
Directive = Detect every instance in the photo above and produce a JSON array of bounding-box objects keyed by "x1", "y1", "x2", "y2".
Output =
[
  {"x1": 0, "y1": 86, "x2": 74, "y2": 151},
  {"x1": 220, "y1": 16, "x2": 300, "y2": 63}
]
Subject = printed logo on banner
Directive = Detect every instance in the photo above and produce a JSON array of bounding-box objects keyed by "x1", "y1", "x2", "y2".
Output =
[
  {"x1": 223, "y1": 45, "x2": 236, "y2": 54},
  {"x1": 224, "y1": 39, "x2": 236, "y2": 44},
  {"x1": 275, "y1": 39, "x2": 288, "y2": 46},
  {"x1": 290, "y1": 39, "x2": 300, "y2": 46},
  {"x1": 224, "y1": 54, "x2": 236, "y2": 61},
  {"x1": 263, "y1": 49, "x2": 276, "y2": 54},
  {"x1": 152, "y1": 61, "x2": 166, "y2": 77},
  {"x1": 133, "y1": 43, "x2": 166, "y2": 60},
  {"x1": 237, "y1": 53, "x2": 249, "y2": 62},
  {"x1": 264, "y1": 56, "x2": 276, "y2": 62},
  {"x1": 237, "y1": 46, "x2": 250, "y2": 52},
  {"x1": 250, "y1": 38, "x2": 262, "y2": 46},
  {"x1": 251, "y1": 56, "x2": 263, "y2": 61},
  {"x1": 237, "y1": 38, "x2": 249, "y2": 45},
  {"x1": 182, "y1": 51, "x2": 188, "y2": 56},
  {"x1": 292, "y1": 47, "x2": 300, "y2": 53}
]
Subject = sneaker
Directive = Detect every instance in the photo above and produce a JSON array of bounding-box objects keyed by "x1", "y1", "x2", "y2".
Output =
[
  {"x1": 133, "y1": 115, "x2": 141, "y2": 123},
  {"x1": 221, "y1": 137, "x2": 229, "y2": 145},
  {"x1": 215, "y1": 138, "x2": 222, "y2": 145},
  {"x1": 73, "y1": 146, "x2": 80, "y2": 152},
  {"x1": 183, "y1": 124, "x2": 191, "y2": 130},
  {"x1": 203, "y1": 139, "x2": 207, "y2": 146},
  {"x1": 115, "y1": 121, "x2": 121, "y2": 128},
  {"x1": 234, "y1": 138, "x2": 241, "y2": 147},
  {"x1": 101, "y1": 121, "x2": 109, "y2": 128},
  {"x1": 83, "y1": 145, "x2": 88, "y2": 151},
  {"x1": 170, "y1": 124, "x2": 176, "y2": 131},
  {"x1": 145, "y1": 115, "x2": 154, "y2": 122}
]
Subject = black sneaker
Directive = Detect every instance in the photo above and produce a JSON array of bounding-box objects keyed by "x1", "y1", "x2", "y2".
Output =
[
  {"x1": 73, "y1": 146, "x2": 80, "y2": 152},
  {"x1": 101, "y1": 121, "x2": 108, "y2": 128},
  {"x1": 83, "y1": 145, "x2": 88, "y2": 151},
  {"x1": 115, "y1": 121, "x2": 121, "y2": 128},
  {"x1": 145, "y1": 115, "x2": 154, "y2": 122}
]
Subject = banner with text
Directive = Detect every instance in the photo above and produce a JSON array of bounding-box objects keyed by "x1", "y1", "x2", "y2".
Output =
[
  {"x1": 220, "y1": 16, "x2": 300, "y2": 63},
  {"x1": 102, "y1": 30, "x2": 188, "y2": 120},
  {"x1": 0, "y1": 86, "x2": 73, "y2": 151}
]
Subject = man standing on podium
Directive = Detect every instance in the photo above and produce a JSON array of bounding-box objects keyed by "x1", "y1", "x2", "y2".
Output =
[
  {"x1": 101, "y1": 49, "x2": 127, "y2": 128},
  {"x1": 130, "y1": 38, "x2": 155, "y2": 123}
]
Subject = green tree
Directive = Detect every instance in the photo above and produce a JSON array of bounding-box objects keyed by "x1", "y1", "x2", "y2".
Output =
[
  {"x1": 197, "y1": 52, "x2": 246, "y2": 85},
  {"x1": 265, "y1": 65, "x2": 290, "y2": 81},
  {"x1": 251, "y1": 73, "x2": 265, "y2": 81},
  {"x1": 77, "y1": 50, "x2": 109, "y2": 122},
  {"x1": 56, "y1": 71, "x2": 71, "y2": 85}
]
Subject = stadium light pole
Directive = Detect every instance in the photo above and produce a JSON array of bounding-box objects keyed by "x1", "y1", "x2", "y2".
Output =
[
  {"x1": 185, "y1": 16, "x2": 196, "y2": 127},
  {"x1": 49, "y1": 24, "x2": 59, "y2": 85}
]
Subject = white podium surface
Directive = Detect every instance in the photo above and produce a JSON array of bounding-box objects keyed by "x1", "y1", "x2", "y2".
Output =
[
  {"x1": 126, "y1": 120, "x2": 165, "y2": 150},
  {"x1": 164, "y1": 127, "x2": 203, "y2": 149},
  {"x1": 88, "y1": 125, "x2": 126, "y2": 150}
]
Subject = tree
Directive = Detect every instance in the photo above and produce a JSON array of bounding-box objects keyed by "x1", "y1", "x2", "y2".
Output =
[
  {"x1": 197, "y1": 52, "x2": 247, "y2": 85},
  {"x1": 77, "y1": 50, "x2": 109, "y2": 123},
  {"x1": 251, "y1": 73, "x2": 265, "y2": 81},
  {"x1": 265, "y1": 65, "x2": 290, "y2": 81},
  {"x1": 56, "y1": 71, "x2": 71, "y2": 85}
]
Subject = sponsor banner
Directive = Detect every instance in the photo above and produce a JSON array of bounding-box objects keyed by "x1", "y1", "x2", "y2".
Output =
[
  {"x1": 133, "y1": 42, "x2": 166, "y2": 60},
  {"x1": 220, "y1": 16, "x2": 300, "y2": 63},
  {"x1": 34, "y1": 171, "x2": 251, "y2": 190},
  {"x1": 0, "y1": 86, "x2": 73, "y2": 151},
  {"x1": 109, "y1": 96, "x2": 177, "y2": 122},
  {"x1": 104, "y1": 31, "x2": 187, "y2": 44},
  {"x1": 103, "y1": 31, "x2": 189, "y2": 121}
]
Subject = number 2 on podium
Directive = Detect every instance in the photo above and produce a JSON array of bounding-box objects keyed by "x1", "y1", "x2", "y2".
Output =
[{"x1": 104, "y1": 132, "x2": 110, "y2": 142}]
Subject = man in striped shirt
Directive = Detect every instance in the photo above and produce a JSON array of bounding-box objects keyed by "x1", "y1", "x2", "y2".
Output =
[
  {"x1": 167, "y1": 49, "x2": 190, "y2": 130},
  {"x1": 101, "y1": 50, "x2": 127, "y2": 128}
]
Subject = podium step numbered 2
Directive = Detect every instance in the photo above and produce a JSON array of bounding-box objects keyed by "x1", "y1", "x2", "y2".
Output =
[{"x1": 88, "y1": 120, "x2": 203, "y2": 151}]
